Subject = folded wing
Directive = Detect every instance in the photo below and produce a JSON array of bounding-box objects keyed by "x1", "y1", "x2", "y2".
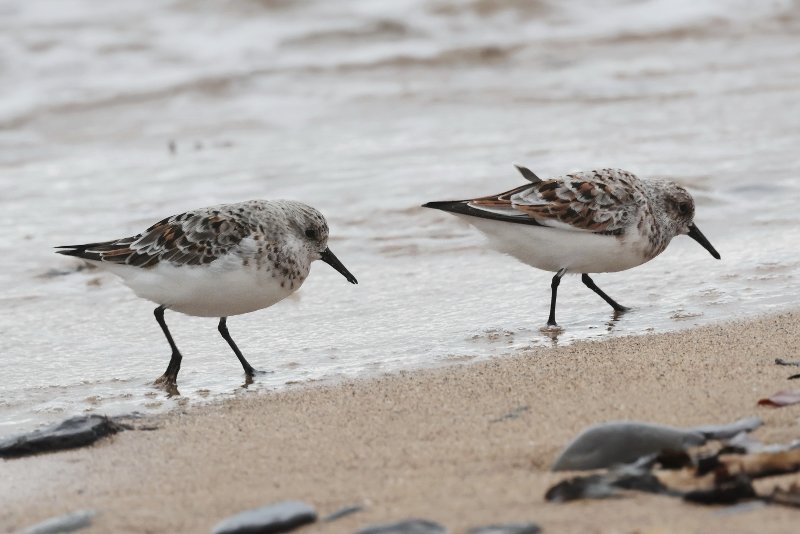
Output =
[
  {"x1": 434, "y1": 168, "x2": 642, "y2": 236},
  {"x1": 56, "y1": 208, "x2": 253, "y2": 268}
]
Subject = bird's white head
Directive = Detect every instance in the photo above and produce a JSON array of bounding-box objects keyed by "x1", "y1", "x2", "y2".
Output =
[
  {"x1": 280, "y1": 201, "x2": 358, "y2": 284},
  {"x1": 648, "y1": 181, "x2": 720, "y2": 260}
]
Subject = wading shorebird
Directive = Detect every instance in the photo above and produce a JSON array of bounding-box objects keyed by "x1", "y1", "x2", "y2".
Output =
[
  {"x1": 57, "y1": 200, "x2": 357, "y2": 386},
  {"x1": 423, "y1": 166, "x2": 720, "y2": 326}
]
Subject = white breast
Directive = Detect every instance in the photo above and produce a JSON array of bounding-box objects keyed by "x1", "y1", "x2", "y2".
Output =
[
  {"x1": 457, "y1": 215, "x2": 656, "y2": 274},
  {"x1": 93, "y1": 255, "x2": 302, "y2": 317}
]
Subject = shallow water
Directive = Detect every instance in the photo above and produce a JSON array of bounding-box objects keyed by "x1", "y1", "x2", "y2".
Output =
[{"x1": 1, "y1": 0, "x2": 799, "y2": 436}]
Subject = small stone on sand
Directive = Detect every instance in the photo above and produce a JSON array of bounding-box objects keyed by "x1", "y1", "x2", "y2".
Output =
[
  {"x1": 211, "y1": 501, "x2": 316, "y2": 534},
  {"x1": 551, "y1": 421, "x2": 705, "y2": 471},
  {"x1": 356, "y1": 519, "x2": 447, "y2": 534},
  {"x1": 0, "y1": 415, "x2": 123, "y2": 458},
  {"x1": 16, "y1": 509, "x2": 95, "y2": 534}
]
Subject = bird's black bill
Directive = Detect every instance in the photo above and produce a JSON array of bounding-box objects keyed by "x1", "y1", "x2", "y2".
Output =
[
  {"x1": 687, "y1": 223, "x2": 721, "y2": 259},
  {"x1": 320, "y1": 248, "x2": 358, "y2": 284}
]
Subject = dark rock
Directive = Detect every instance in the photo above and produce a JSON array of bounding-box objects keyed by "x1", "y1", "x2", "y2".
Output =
[
  {"x1": 689, "y1": 417, "x2": 763, "y2": 441},
  {"x1": 545, "y1": 465, "x2": 670, "y2": 502},
  {"x1": 467, "y1": 522, "x2": 541, "y2": 534},
  {"x1": 355, "y1": 519, "x2": 446, "y2": 534},
  {"x1": 0, "y1": 415, "x2": 123, "y2": 458},
  {"x1": 17, "y1": 509, "x2": 95, "y2": 534},
  {"x1": 322, "y1": 505, "x2": 363, "y2": 522},
  {"x1": 551, "y1": 421, "x2": 705, "y2": 471},
  {"x1": 683, "y1": 475, "x2": 757, "y2": 505},
  {"x1": 211, "y1": 501, "x2": 316, "y2": 534}
]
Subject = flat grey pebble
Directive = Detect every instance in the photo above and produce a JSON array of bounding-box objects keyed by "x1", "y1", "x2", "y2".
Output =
[
  {"x1": 16, "y1": 509, "x2": 95, "y2": 534},
  {"x1": 0, "y1": 415, "x2": 123, "y2": 458},
  {"x1": 356, "y1": 519, "x2": 446, "y2": 534},
  {"x1": 552, "y1": 421, "x2": 705, "y2": 471},
  {"x1": 467, "y1": 522, "x2": 541, "y2": 534},
  {"x1": 211, "y1": 501, "x2": 316, "y2": 534}
]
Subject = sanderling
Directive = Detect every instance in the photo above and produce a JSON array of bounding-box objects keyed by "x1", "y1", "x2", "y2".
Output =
[
  {"x1": 56, "y1": 200, "x2": 357, "y2": 386},
  {"x1": 423, "y1": 166, "x2": 720, "y2": 326}
]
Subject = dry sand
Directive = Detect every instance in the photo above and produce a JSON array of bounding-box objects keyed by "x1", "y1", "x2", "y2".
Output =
[{"x1": 3, "y1": 311, "x2": 800, "y2": 533}]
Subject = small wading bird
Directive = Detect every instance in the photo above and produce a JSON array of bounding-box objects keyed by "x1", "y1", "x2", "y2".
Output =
[
  {"x1": 423, "y1": 166, "x2": 720, "y2": 326},
  {"x1": 57, "y1": 200, "x2": 357, "y2": 386}
]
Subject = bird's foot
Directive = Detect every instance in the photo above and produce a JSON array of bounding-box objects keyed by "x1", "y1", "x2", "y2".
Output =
[
  {"x1": 153, "y1": 375, "x2": 180, "y2": 397},
  {"x1": 245, "y1": 368, "x2": 272, "y2": 377},
  {"x1": 153, "y1": 373, "x2": 177, "y2": 386},
  {"x1": 541, "y1": 320, "x2": 563, "y2": 331},
  {"x1": 611, "y1": 305, "x2": 631, "y2": 318},
  {"x1": 544, "y1": 317, "x2": 561, "y2": 328},
  {"x1": 241, "y1": 368, "x2": 271, "y2": 388},
  {"x1": 539, "y1": 323, "x2": 563, "y2": 342}
]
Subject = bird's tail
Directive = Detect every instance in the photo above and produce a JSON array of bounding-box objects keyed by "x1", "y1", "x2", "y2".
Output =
[{"x1": 55, "y1": 239, "x2": 133, "y2": 262}]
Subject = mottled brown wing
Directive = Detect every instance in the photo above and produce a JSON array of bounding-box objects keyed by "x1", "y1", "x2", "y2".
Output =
[
  {"x1": 57, "y1": 209, "x2": 253, "y2": 268},
  {"x1": 471, "y1": 169, "x2": 640, "y2": 235}
]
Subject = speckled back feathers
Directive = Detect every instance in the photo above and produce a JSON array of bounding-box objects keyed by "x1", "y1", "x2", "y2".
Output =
[{"x1": 56, "y1": 200, "x2": 329, "y2": 271}]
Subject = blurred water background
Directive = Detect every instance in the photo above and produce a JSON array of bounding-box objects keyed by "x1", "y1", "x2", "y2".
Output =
[{"x1": 1, "y1": 0, "x2": 799, "y2": 435}]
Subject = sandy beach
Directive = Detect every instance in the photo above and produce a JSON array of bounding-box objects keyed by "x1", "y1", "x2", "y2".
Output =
[{"x1": 3, "y1": 311, "x2": 799, "y2": 533}]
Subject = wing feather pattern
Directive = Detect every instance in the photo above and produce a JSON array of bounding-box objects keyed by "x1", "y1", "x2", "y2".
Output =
[
  {"x1": 56, "y1": 208, "x2": 253, "y2": 268},
  {"x1": 424, "y1": 167, "x2": 643, "y2": 236}
]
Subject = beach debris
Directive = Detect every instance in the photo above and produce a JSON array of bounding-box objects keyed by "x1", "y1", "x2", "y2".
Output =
[
  {"x1": 545, "y1": 463, "x2": 670, "y2": 502},
  {"x1": 16, "y1": 509, "x2": 95, "y2": 534},
  {"x1": 323, "y1": 505, "x2": 363, "y2": 522},
  {"x1": 551, "y1": 421, "x2": 705, "y2": 471},
  {"x1": 211, "y1": 501, "x2": 317, "y2": 534},
  {"x1": 546, "y1": 426, "x2": 800, "y2": 511},
  {"x1": 552, "y1": 417, "x2": 766, "y2": 471},
  {"x1": 490, "y1": 405, "x2": 529, "y2": 423},
  {"x1": 355, "y1": 519, "x2": 446, "y2": 534},
  {"x1": 764, "y1": 482, "x2": 800, "y2": 508},
  {"x1": 683, "y1": 474, "x2": 757, "y2": 505},
  {"x1": 0, "y1": 415, "x2": 123, "y2": 459},
  {"x1": 467, "y1": 522, "x2": 541, "y2": 534},
  {"x1": 724, "y1": 432, "x2": 800, "y2": 454},
  {"x1": 689, "y1": 417, "x2": 763, "y2": 440},
  {"x1": 757, "y1": 389, "x2": 800, "y2": 407},
  {"x1": 774, "y1": 359, "x2": 800, "y2": 379},
  {"x1": 718, "y1": 449, "x2": 800, "y2": 479}
]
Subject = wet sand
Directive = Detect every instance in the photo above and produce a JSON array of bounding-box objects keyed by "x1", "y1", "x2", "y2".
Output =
[{"x1": 3, "y1": 311, "x2": 800, "y2": 533}]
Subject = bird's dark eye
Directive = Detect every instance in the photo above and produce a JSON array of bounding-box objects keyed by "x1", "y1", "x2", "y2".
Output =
[
  {"x1": 677, "y1": 202, "x2": 691, "y2": 215},
  {"x1": 305, "y1": 228, "x2": 316, "y2": 239}
]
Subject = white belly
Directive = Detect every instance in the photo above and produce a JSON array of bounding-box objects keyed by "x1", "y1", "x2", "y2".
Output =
[
  {"x1": 458, "y1": 215, "x2": 654, "y2": 274},
  {"x1": 95, "y1": 259, "x2": 301, "y2": 317}
]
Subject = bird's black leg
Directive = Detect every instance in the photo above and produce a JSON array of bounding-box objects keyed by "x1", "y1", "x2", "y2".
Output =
[
  {"x1": 154, "y1": 305, "x2": 182, "y2": 385},
  {"x1": 218, "y1": 317, "x2": 256, "y2": 376},
  {"x1": 581, "y1": 274, "x2": 629, "y2": 312},
  {"x1": 547, "y1": 269, "x2": 567, "y2": 326}
]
